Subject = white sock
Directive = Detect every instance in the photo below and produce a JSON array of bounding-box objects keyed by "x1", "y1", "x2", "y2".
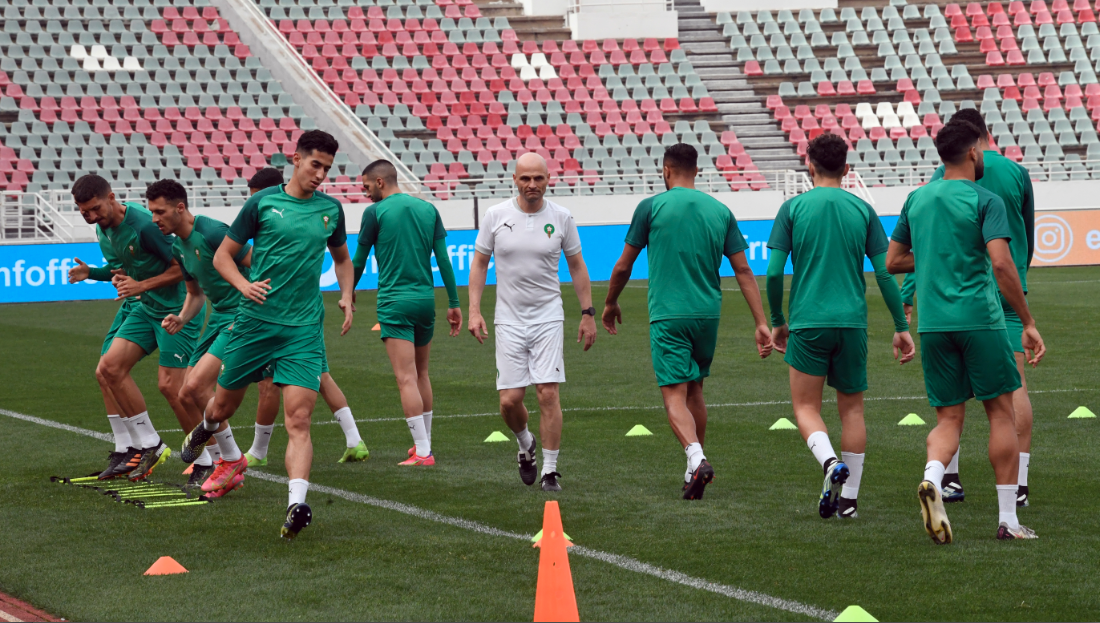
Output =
[
  {"x1": 1019, "y1": 452, "x2": 1030, "y2": 487},
  {"x1": 121, "y1": 416, "x2": 141, "y2": 448},
  {"x1": 924, "y1": 460, "x2": 946, "y2": 493},
  {"x1": 422, "y1": 410, "x2": 433, "y2": 442},
  {"x1": 515, "y1": 425, "x2": 534, "y2": 454},
  {"x1": 107, "y1": 414, "x2": 130, "y2": 452},
  {"x1": 542, "y1": 448, "x2": 559, "y2": 475},
  {"x1": 685, "y1": 442, "x2": 705, "y2": 473},
  {"x1": 946, "y1": 448, "x2": 960, "y2": 474},
  {"x1": 406, "y1": 414, "x2": 430, "y2": 457},
  {"x1": 207, "y1": 439, "x2": 222, "y2": 462},
  {"x1": 997, "y1": 484, "x2": 1020, "y2": 529},
  {"x1": 333, "y1": 407, "x2": 362, "y2": 448},
  {"x1": 194, "y1": 447, "x2": 213, "y2": 467},
  {"x1": 249, "y1": 423, "x2": 275, "y2": 459},
  {"x1": 840, "y1": 451, "x2": 864, "y2": 499},
  {"x1": 685, "y1": 463, "x2": 692, "y2": 483},
  {"x1": 202, "y1": 413, "x2": 220, "y2": 431},
  {"x1": 214, "y1": 425, "x2": 242, "y2": 462},
  {"x1": 127, "y1": 411, "x2": 160, "y2": 448},
  {"x1": 806, "y1": 431, "x2": 837, "y2": 470},
  {"x1": 288, "y1": 478, "x2": 309, "y2": 507}
]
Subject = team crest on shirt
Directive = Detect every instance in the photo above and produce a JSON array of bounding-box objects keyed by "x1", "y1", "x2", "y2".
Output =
[
  {"x1": 543, "y1": 223, "x2": 555, "y2": 239},
  {"x1": 128, "y1": 244, "x2": 135, "y2": 255},
  {"x1": 195, "y1": 249, "x2": 201, "y2": 259},
  {"x1": 322, "y1": 215, "x2": 331, "y2": 230}
]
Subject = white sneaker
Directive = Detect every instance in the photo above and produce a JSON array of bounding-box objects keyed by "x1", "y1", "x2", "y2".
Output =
[{"x1": 997, "y1": 523, "x2": 1038, "y2": 540}]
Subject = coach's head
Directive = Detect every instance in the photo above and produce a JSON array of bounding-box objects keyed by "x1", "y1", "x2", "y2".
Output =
[
  {"x1": 662, "y1": 143, "x2": 698, "y2": 191},
  {"x1": 513, "y1": 152, "x2": 548, "y2": 209}
]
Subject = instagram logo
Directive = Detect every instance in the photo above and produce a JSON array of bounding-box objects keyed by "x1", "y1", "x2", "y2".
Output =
[{"x1": 1034, "y1": 215, "x2": 1073, "y2": 263}]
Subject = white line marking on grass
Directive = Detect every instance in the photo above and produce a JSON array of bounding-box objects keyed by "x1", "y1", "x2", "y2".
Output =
[
  {"x1": 3, "y1": 408, "x2": 839, "y2": 621},
  {"x1": 0, "y1": 609, "x2": 23, "y2": 622}
]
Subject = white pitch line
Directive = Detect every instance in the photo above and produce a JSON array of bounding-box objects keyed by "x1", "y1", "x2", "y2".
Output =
[{"x1": 2, "y1": 407, "x2": 839, "y2": 621}]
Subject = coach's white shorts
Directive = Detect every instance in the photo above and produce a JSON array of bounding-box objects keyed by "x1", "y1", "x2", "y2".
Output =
[{"x1": 494, "y1": 321, "x2": 566, "y2": 390}]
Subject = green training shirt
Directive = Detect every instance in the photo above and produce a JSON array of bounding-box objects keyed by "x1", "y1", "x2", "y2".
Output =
[
  {"x1": 891, "y1": 179, "x2": 1012, "y2": 333},
  {"x1": 624, "y1": 187, "x2": 748, "y2": 322},
  {"x1": 96, "y1": 202, "x2": 184, "y2": 315},
  {"x1": 356, "y1": 193, "x2": 448, "y2": 303},
  {"x1": 767, "y1": 187, "x2": 890, "y2": 330},
  {"x1": 228, "y1": 185, "x2": 346, "y2": 327},
  {"x1": 174, "y1": 215, "x2": 251, "y2": 314}
]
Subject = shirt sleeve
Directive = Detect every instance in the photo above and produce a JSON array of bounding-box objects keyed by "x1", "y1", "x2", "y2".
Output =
[
  {"x1": 357, "y1": 205, "x2": 378, "y2": 249},
  {"x1": 228, "y1": 195, "x2": 261, "y2": 245},
  {"x1": 891, "y1": 202, "x2": 912, "y2": 246},
  {"x1": 473, "y1": 209, "x2": 494, "y2": 255},
  {"x1": 1021, "y1": 170, "x2": 1035, "y2": 268},
  {"x1": 623, "y1": 198, "x2": 652, "y2": 249},
  {"x1": 561, "y1": 214, "x2": 582, "y2": 256},
  {"x1": 724, "y1": 211, "x2": 749, "y2": 256},
  {"x1": 327, "y1": 202, "x2": 348, "y2": 247},
  {"x1": 767, "y1": 200, "x2": 793, "y2": 253},
  {"x1": 138, "y1": 220, "x2": 176, "y2": 265},
  {"x1": 930, "y1": 165, "x2": 945, "y2": 181},
  {"x1": 865, "y1": 206, "x2": 890, "y2": 257},
  {"x1": 980, "y1": 193, "x2": 1012, "y2": 243},
  {"x1": 433, "y1": 208, "x2": 447, "y2": 240}
]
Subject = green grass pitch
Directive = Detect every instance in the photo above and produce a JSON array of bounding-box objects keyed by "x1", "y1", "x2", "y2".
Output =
[{"x1": 0, "y1": 267, "x2": 1098, "y2": 621}]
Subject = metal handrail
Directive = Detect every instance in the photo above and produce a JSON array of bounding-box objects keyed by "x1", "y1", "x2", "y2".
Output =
[{"x1": 0, "y1": 192, "x2": 87, "y2": 244}]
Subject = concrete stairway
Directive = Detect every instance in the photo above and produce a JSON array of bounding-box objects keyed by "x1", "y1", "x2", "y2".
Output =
[
  {"x1": 675, "y1": 0, "x2": 801, "y2": 171},
  {"x1": 473, "y1": 0, "x2": 572, "y2": 40}
]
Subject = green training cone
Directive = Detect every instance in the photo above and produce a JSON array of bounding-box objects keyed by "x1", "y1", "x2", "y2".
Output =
[
  {"x1": 625, "y1": 424, "x2": 653, "y2": 436},
  {"x1": 769, "y1": 417, "x2": 798, "y2": 430},
  {"x1": 484, "y1": 431, "x2": 510, "y2": 442},
  {"x1": 834, "y1": 605, "x2": 877, "y2": 622},
  {"x1": 531, "y1": 528, "x2": 571, "y2": 542},
  {"x1": 1068, "y1": 406, "x2": 1096, "y2": 419},
  {"x1": 898, "y1": 413, "x2": 926, "y2": 426}
]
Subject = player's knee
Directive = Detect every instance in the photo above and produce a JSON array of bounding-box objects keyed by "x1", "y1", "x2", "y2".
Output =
[
  {"x1": 535, "y1": 384, "x2": 559, "y2": 405},
  {"x1": 499, "y1": 393, "x2": 524, "y2": 412},
  {"x1": 284, "y1": 409, "x2": 312, "y2": 433},
  {"x1": 96, "y1": 360, "x2": 121, "y2": 387}
]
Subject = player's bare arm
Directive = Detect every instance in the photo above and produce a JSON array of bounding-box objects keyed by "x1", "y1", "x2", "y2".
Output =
[
  {"x1": 728, "y1": 251, "x2": 774, "y2": 358},
  {"x1": 215, "y1": 236, "x2": 270, "y2": 304},
  {"x1": 330, "y1": 242, "x2": 356, "y2": 336},
  {"x1": 467, "y1": 250, "x2": 491, "y2": 344},
  {"x1": 602, "y1": 243, "x2": 642, "y2": 335},
  {"x1": 565, "y1": 251, "x2": 596, "y2": 351},
  {"x1": 886, "y1": 240, "x2": 915, "y2": 274},
  {"x1": 110, "y1": 260, "x2": 184, "y2": 301},
  {"x1": 989, "y1": 238, "x2": 1045, "y2": 366},
  {"x1": 162, "y1": 279, "x2": 207, "y2": 335}
]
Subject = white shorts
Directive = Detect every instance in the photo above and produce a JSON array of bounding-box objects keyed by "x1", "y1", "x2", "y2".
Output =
[{"x1": 494, "y1": 321, "x2": 566, "y2": 390}]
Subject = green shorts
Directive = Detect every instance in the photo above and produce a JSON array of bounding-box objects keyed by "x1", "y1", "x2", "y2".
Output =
[
  {"x1": 378, "y1": 298, "x2": 435, "y2": 347},
  {"x1": 919, "y1": 330, "x2": 1022, "y2": 407},
  {"x1": 189, "y1": 309, "x2": 235, "y2": 367},
  {"x1": 999, "y1": 292, "x2": 1025, "y2": 354},
  {"x1": 101, "y1": 298, "x2": 139, "y2": 357},
  {"x1": 113, "y1": 302, "x2": 204, "y2": 368},
  {"x1": 649, "y1": 317, "x2": 720, "y2": 387},
  {"x1": 784, "y1": 328, "x2": 868, "y2": 394},
  {"x1": 217, "y1": 313, "x2": 325, "y2": 391}
]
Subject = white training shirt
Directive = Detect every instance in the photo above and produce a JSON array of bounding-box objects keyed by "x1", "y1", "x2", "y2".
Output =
[{"x1": 474, "y1": 197, "x2": 582, "y2": 326}]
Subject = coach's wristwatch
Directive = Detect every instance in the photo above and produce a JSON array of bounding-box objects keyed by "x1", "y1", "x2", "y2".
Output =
[{"x1": 581, "y1": 307, "x2": 596, "y2": 317}]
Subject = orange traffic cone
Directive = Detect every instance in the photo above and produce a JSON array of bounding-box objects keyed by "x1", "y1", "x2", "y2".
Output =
[
  {"x1": 533, "y1": 501, "x2": 579, "y2": 622},
  {"x1": 182, "y1": 464, "x2": 193, "y2": 475},
  {"x1": 144, "y1": 556, "x2": 188, "y2": 576},
  {"x1": 371, "y1": 323, "x2": 381, "y2": 331}
]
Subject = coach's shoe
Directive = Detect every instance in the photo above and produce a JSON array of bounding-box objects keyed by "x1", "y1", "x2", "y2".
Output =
[
  {"x1": 997, "y1": 522, "x2": 1038, "y2": 540},
  {"x1": 399, "y1": 453, "x2": 435, "y2": 466},
  {"x1": 819, "y1": 460, "x2": 850, "y2": 519},
  {"x1": 244, "y1": 452, "x2": 268, "y2": 468},
  {"x1": 941, "y1": 475, "x2": 965, "y2": 503},
  {"x1": 98, "y1": 447, "x2": 142, "y2": 479},
  {"x1": 1016, "y1": 485, "x2": 1030, "y2": 508},
  {"x1": 338, "y1": 441, "x2": 370, "y2": 464},
  {"x1": 185, "y1": 463, "x2": 215, "y2": 490},
  {"x1": 128, "y1": 441, "x2": 170, "y2": 482},
  {"x1": 518, "y1": 435, "x2": 538, "y2": 486},
  {"x1": 181, "y1": 424, "x2": 215, "y2": 465},
  {"x1": 204, "y1": 473, "x2": 244, "y2": 499},
  {"x1": 918, "y1": 480, "x2": 953, "y2": 545},
  {"x1": 838, "y1": 496, "x2": 859, "y2": 519},
  {"x1": 281, "y1": 503, "x2": 313, "y2": 539},
  {"x1": 540, "y1": 471, "x2": 562, "y2": 492},
  {"x1": 202, "y1": 456, "x2": 248, "y2": 492},
  {"x1": 683, "y1": 460, "x2": 714, "y2": 500}
]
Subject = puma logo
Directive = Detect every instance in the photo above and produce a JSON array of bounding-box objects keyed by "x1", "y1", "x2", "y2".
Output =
[
  {"x1": 270, "y1": 208, "x2": 285, "y2": 218},
  {"x1": 173, "y1": 353, "x2": 184, "y2": 362},
  {"x1": 502, "y1": 222, "x2": 515, "y2": 232}
]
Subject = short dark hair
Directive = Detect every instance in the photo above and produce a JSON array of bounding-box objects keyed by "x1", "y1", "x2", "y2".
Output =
[
  {"x1": 663, "y1": 143, "x2": 698, "y2": 171},
  {"x1": 145, "y1": 179, "x2": 188, "y2": 208},
  {"x1": 72, "y1": 174, "x2": 111, "y2": 203},
  {"x1": 295, "y1": 129, "x2": 339, "y2": 157},
  {"x1": 248, "y1": 167, "x2": 284, "y2": 191},
  {"x1": 806, "y1": 133, "x2": 848, "y2": 178},
  {"x1": 950, "y1": 108, "x2": 988, "y2": 140},
  {"x1": 362, "y1": 159, "x2": 398, "y2": 184},
  {"x1": 935, "y1": 120, "x2": 982, "y2": 165}
]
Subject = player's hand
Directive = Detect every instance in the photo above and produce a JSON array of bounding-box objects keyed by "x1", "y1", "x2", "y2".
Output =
[
  {"x1": 770, "y1": 324, "x2": 789, "y2": 354},
  {"x1": 893, "y1": 330, "x2": 916, "y2": 364},
  {"x1": 1022, "y1": 324, "x2": 1046, "y2": 367},
  {"x1": 338, "y1": 295, "x2": 354, "y2": 336},
  {"x1": 468, "y1": 311, "x2": 488, "y2": 344},
  {"x1": 755, "y1": 324, "x2": 774, "y2": 359},
  {"x1": 111, "y1": 269, "x2": 143, "y2": 300},
  {"x1": 904, "y1": 303, "x2": 913, "y2": 325},
  {"x1": 240, "y1": 279, "x2": 272, "y2": 304},
  {"x1": 447, "y1": 307, "x2": 463, "y2": 337},
  {"x1": 601, "y1": 302, "x2": 621, "y2": 335},
  {"x1": 161, "y1": 314, "x2": 184, "y2": 335},
  {"x1": 69, "y1": 257, "x2": 90, "y2": 283},
  {"x1": 578, "y1": 314, "x2": 597, "y2": 351},
  {"x1": 351, "y1": 290, "x2": 357, "y2": 312}
]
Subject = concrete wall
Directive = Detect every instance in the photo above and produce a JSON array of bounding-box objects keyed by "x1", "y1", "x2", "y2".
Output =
[
  {"x1": 700, "y1": 0, "x2": 835, "y2": 11},
  {"x1": 567, "y1": 0, "x2": 677, "y2": 39},
  {"x1": 521, "y1": 0, "x2": 570, "y2": 16}
]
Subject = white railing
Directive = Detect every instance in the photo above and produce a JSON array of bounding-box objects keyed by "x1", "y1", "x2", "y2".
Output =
[
  {"x1": 438, "y1": 168, "x2": 777, "y2": 195},
  {"x1": 568, "y1": 0, "x2": 674, "y2": 13},
  {"x1": 780, "y1": 170, "x2": 874, "y2": 203},
  {"x1": 0, "y1": 192, "x2": 90, "y2": 244}
]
